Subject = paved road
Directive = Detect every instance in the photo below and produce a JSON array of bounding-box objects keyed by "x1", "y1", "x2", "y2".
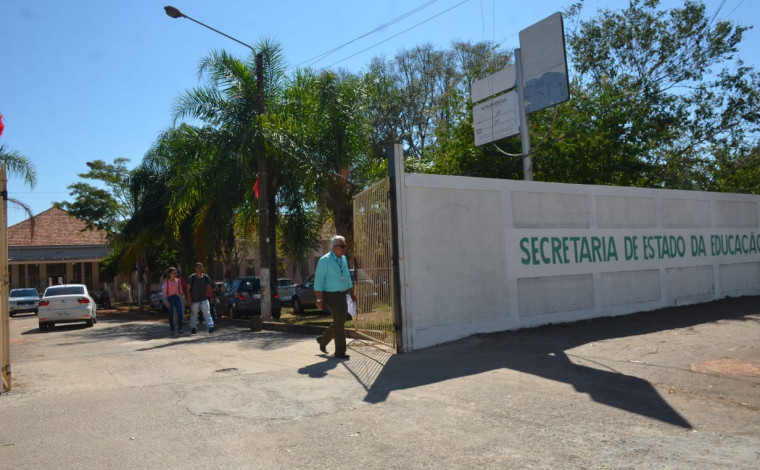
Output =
[{"x1": 1, "y1": 297, "x2": 759, "y2": 469}]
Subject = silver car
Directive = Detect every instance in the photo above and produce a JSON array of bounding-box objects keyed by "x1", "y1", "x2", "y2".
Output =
[
  {"x1": 38, "y1": 284, "x2": 98, "y2": 330},
  {"x1": 276, "y1": 278, "x2": 296, "y2": 303},
  {"x1": 291, "y1": 270, "x2": 376, "y2": 315},
  {"x1": 9, "y1": 288, "x2": 40, "y2": 317}
]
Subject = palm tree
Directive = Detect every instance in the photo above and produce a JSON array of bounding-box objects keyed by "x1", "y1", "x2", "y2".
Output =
[
  {"x1": 0, "y1": 144, "x2": 37, "y2": 189},
  {"x1": 170, "y1": 40, "x2": 290, "y2": 278},
  {"x1": 275, "y1": 69, "x2": 378, "y2": 248},
  {"x1": 1, "y1": 143, "x2": 38, "y2": 225}
]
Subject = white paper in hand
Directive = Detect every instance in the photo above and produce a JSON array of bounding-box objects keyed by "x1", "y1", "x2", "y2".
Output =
[{"x1": 346, "y1": 294, "x2": 357, "y2": 319}]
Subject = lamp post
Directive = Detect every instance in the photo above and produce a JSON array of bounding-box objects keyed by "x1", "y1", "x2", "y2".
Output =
[{"x1": 163, "y1": 5, "x2": 272, "y2": 322}]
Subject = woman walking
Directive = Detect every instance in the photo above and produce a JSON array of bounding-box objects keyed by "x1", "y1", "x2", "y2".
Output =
[{"x1": 163, "y1": 267, "x2": 185, "y2": 336}]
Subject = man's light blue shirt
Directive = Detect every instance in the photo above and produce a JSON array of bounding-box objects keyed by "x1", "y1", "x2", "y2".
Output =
[{"x1": 314, "y1": 251, "x2": 354, "y2": 292}]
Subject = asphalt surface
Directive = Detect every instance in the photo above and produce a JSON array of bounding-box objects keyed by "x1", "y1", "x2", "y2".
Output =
[{"x1": 1, "y1": 296, "x2": 759, "y2": 469}]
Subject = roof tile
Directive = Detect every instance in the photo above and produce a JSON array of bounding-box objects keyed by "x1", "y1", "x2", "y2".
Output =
[{"x1": 8, "y1": 208, "x2": 108, "y2": 247}]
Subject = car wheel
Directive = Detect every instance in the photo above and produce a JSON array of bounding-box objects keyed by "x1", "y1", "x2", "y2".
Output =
[
  {"x1": 292, "y1": 297, "x2": 304, "y2": 315},
  {"x1": 39, "y1": 321, "x2": 47, "y2": 331},
  {"x1": 86, "y1": 318, "x2": 94, "y2": 327},
  {"x1": 272, "y1": 308, "x2": 281, "y2": 320},
  {"x1": 9, "y1": 312, "x2": 14, "y2": 318}
]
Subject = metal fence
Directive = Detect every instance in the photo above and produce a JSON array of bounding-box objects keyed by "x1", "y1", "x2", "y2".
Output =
[{"x1": 352, "y1": 177, "x2": 396, "y2": 350}]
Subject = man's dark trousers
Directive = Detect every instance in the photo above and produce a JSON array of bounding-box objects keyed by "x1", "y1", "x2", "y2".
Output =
[{"x1": 320, "y1": 291, "x2": 348, "y2": 354}]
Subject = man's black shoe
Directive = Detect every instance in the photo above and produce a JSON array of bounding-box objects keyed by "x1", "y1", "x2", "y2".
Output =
[
  {"x1": 316, "y1": 337, "x2": 327, "y2": 353},
  {"x1": 191, "y1": 328, "x2": 197, "y2": 335},
  {"x1": 333, "y1": 353, "x2": 350, "y2": 360},
  {"x1": 208, "y1": 326, "x2": 215, "y2": 333}
]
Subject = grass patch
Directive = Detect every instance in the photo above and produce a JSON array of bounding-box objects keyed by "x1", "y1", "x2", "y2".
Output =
[{"x1": 277, "y1": 305, "x2": 359, "y2": 329}]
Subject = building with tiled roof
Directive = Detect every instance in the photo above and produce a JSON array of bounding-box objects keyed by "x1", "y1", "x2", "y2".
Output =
[{"x1": 7, "y1": 208, "x2": 110, "y2": 291}]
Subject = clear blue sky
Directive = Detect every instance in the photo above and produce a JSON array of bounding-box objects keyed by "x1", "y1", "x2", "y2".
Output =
[{"x1": 1, "y1": 0, "x2": 757, "y2": 226}]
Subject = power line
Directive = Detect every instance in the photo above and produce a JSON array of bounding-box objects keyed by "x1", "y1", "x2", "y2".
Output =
[
  {"x1": 296, "y1": 0, "x2": 443, "y2": 69},
  {"x1": 320, "y1": 0, "x2": 473, "y2": 70}
]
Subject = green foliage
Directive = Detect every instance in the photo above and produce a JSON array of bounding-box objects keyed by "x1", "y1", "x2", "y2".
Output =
[
  {"x1": 273, "y1": 68, "x2": 377, "y2": 246},
  {"x1": 0, "y1": 143, "x2": 37, "y2": 188},
  {"x1": 533, "y1": 0, "x2": 760, "y2": 190},
  {"x1": 54, "y1": 157, "x2": 132, "y2": 234},
  {"x1": 368, "y1": 40, "x2": 511, "y2": 169}
]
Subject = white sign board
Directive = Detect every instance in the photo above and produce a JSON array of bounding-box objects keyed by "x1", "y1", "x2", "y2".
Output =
[
  {"x1": 471, "y1": 65, "x2": 516, "y2": 103},
  {"x1": 519, "y1": 12, "x2": 569, "y2": 113},
  {"x1": 473, "y1": 91, "x2": 519, "y2": 146}
]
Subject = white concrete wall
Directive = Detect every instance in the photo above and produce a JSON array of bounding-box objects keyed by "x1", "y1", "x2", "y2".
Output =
[{"x1": 396, "y1": 173, "x2": 760, "y2": 351}]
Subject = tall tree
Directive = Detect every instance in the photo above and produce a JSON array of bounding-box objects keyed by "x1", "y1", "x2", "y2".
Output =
[
  {"x1": 171, "y1": 41, "x2": 290, "y2": 278},
  {"x1": 275, "y1": 69, "x2": 377, "y2": 248},
  {"x1": 367, "y1": 41, "x2": 512, "y2": 174},
  {"x1": 54, "y1": 157, "x2": 132, "y2": 234},
  {"x1": 532, "y1": 0, "x2": 759, "y2": 189}
]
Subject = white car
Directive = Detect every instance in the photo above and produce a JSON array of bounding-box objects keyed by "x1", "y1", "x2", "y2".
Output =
[
  {"x1": 9, "y1": 288, "x2": 40, "y2": 317},
  {"x1": 38, "y1": 284, "x2": 98, "y2": 330}
]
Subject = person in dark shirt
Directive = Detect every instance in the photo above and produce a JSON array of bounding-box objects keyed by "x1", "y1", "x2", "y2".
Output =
[{"x1": 185, "y1": 262, "x2": 215, "y2": 334}]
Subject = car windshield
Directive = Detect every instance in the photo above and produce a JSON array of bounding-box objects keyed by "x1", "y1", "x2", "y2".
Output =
[
  {"x1": 45, "y1": 286, "x2": 85, "y2": 297},
  {"x1": 277, "y1": 279, "x2": 292, "y2": 286},
  {"x1": 10, "y1": 288, "x2": 38, "y2": 298}
]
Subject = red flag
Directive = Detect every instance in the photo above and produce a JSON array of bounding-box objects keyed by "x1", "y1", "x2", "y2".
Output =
[
  {"x1": 253, "y1": 179, "x2": 259, "y2": 198},
  {"x1": 0, "y1": 114, "x2": 4, "y2": 138}
]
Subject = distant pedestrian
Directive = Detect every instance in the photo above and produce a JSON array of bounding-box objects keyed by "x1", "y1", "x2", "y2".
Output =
[
  {"x1": 163, "y1": 267, "x2": 184, "y2": 336},
  {"x1": 185, "y1": 262, "x2": 216, "y2": 334},
  {"x1": 315, "y1": 235, "x2": 357, "y2": 359}
]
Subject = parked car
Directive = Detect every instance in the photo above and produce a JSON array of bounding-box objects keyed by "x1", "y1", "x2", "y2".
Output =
[
  {"x1": 277, "y1": 278, "x2": 296, "y2": 303},
  {"x1": 8, "y1": 288, "x2": 40, "y2": 317},
  {"x1": 150, "y1": 289, "x2": 166, "y2": 312},
  {"x1": 91, "y1": 288, "x2": 112, "y2": 309},
  {"x1": 222, "y1": 277, "x2": 281, "y2": 320},
  {"x1": 291, "y1": 275, "x2": 320, "y2": 315},
  {"x1": 38, "y1": 284, "x2": 98, "y2": 330},
  {"x1": 291, "y1": 269, "x2": 376, "y2": 315}
]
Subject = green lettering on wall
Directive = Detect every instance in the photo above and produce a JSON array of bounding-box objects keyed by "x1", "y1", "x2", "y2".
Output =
[
  {"x1": 579, "y1": 238, "x2": 592, "y2": 262},
  {"x1": 624, "y1": 236, "x2": 639, "y2": 260},
  {"x1": 520, "y1": 237, "x2": 530, "y2": 265},
  {"x1": 607, "y1": 237, "x2": 619, "y2": 261},
  {"x1": 691, "y1": 235, "x2": 706, "y2": 257}
]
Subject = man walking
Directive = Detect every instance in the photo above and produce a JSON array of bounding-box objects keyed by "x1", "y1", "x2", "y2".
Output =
[
  {"x1": 315, "y1": 236, "x2": 357, "y2": 359},
  {"x1": 185, "y1": 262, "x2": 215, "y2": 334}
]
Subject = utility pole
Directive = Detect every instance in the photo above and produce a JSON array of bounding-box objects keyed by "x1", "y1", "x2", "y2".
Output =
[
  {"x1": 255, "y1": 52, "x2": 271, "y2": 323},
  {"x1": 163, "y1": 6, "x2": 272, "y2": 322}
]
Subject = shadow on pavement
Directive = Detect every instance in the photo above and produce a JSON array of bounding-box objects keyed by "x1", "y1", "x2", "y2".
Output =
[
  {"x1": 358, "y1": 296, "x2": 760, "y2": 429},
  {"x1": 19, "y1": 308, "x2": 305, "y2": 353}
]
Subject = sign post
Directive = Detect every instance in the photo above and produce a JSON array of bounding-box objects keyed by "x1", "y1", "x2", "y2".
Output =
[
  {"x1": 472, "y1": 12, "x2": 570, "y2": 181},
  {"x1": 1, "y1": 164, "x2": 9, "y2": 393}
]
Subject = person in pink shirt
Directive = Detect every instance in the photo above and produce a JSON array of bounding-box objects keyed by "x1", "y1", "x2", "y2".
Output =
[{"x1": 163, "y1": 267, "x2": 185, "y2": 336}]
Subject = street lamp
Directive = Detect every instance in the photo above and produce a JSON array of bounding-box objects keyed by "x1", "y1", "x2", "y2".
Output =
[{"x1": 163, "y1": 5, "x2": 272, "y2": 322}]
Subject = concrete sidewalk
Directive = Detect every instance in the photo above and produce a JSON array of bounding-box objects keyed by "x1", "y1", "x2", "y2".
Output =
[{"x1": 1, "y1": 296, "x2": 758, "y2": 469}]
